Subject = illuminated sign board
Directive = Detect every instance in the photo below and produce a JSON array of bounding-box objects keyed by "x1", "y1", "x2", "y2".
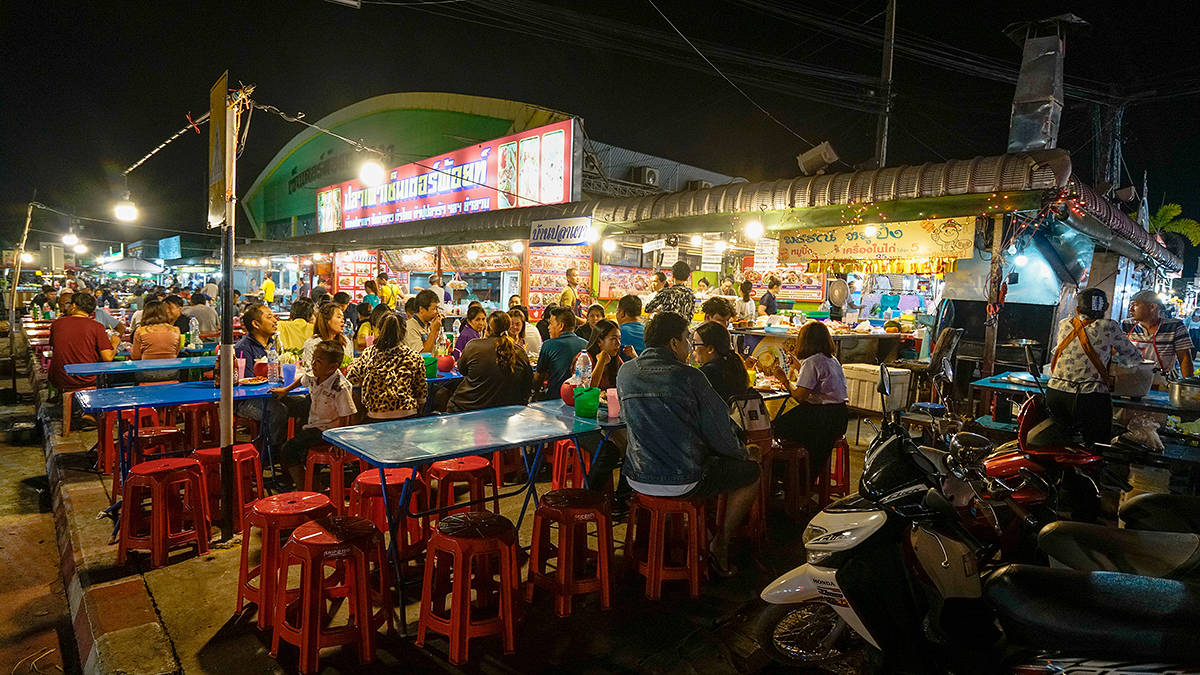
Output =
[{"x1": 316, "y1": 119, "x2": 580, "y2": 233}]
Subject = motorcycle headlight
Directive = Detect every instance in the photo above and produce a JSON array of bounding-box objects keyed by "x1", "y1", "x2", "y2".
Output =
[{"x1": 802, "y1": 524, "x2": 827, "y2": 546}]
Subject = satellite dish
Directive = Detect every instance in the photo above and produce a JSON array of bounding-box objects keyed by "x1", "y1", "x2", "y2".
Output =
[{"x1": 827, "y1": 278, "x2": 849, "y2": 321}]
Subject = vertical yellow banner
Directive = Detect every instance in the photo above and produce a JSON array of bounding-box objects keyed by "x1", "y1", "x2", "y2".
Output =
[{"x1": 207, "y1": 71, "x2": 228, "y2": 227}]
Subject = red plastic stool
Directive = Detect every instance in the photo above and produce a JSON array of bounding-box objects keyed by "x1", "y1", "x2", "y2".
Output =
[
  {"x1": 426, "y1": 456, "x2": 499, "y2": 519},
  {"x1": 271, "y1": 516, "x2": 392, "y2": 674},
  {"x1": 237, "y1": 491, "x2": 335, "y2": 630},
  {"x1": 526, "y1": 489, "x2": 613, "y2": 616},
  {"x1": 772, "y1": 441, "x2": 812, "y2": 519},
  {"x1": 117, "y1": 458, "x2": 210, "y2": 568},
  {"x1": 191, "y1": 444, "x2": 264, "y2": 532},
  {"x1": 716, "y1": 443, "x2": 777, "y2": 544},
  {"x1": 61, "y1": 386, "x2": 96, "y2": 437},
  {"x1": 817, "y1": 437, "x2": 851, "y2": 507},
  {"x1": 624, "y1": 493, "x2": 707, "y2": 600},
  {"x1": 180, "y1": 402, "x2": 219, "y2": 448},
  {"x1": 99, "y1": 408, "x2": 160, "y2": 475},
  {"x1": 549, "y1": 439, "x2": 592, "y2": 490},
  {"x1": 491, "y1": 448, "x2": 524, "y2": 488},
  {"x1": 417, "y1": 512, "x2": 519, "y2": 665},
  {"x1": 349, "y1": 468, "x2": 429, "y2": 564},
  {"x1": 111, "y1": 425, "x2": 185, "y2": 499},
  {"x1": 304, "y1": 445, "x2": 360, "y2": 515}
]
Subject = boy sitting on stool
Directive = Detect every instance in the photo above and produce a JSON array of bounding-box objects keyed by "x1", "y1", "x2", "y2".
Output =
[{"x1": 271, "y1": 339, "x2": 357, "y2": 488}]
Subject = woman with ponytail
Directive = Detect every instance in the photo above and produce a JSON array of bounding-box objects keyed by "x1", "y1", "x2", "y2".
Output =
[{"x1": 447, "y1": 310, "x2": 534, "y2": 412}]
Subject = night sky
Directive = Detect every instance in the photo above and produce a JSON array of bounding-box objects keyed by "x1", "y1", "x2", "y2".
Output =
[{"x1": 2, "y1": 0, "x2": 1197, "y2": 266}]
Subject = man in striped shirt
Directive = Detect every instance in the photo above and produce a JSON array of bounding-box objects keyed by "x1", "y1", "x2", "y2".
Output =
[{"x1": 1122, "y1": 289, "x2": 1193, "y2": 383}]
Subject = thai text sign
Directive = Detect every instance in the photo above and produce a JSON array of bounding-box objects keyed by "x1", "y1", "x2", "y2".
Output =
[
  {"x1": 530, "y1": 216, "x2": 592, "y2": 247},
  {"x1": 778, "y1": 217, "x2": 976, "y2": 264},
  {"x1": 317, "y1": 119, "x2": 579, "y2": 233}
]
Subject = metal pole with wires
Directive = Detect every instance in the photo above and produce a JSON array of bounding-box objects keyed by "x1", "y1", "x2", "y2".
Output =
[
  {"x1": 873, "y1": 0, "x2": 897, "y2": 168},
  {"x1": 5, "y1": 200, "x2": 36, "y2": 403}
]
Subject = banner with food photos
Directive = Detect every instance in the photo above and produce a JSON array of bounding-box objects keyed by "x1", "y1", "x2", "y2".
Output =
[
  {"x1": 778, "y1": 217, "x2": 976, "y2": 263},
  {"x1": 525, "y1": 244, "x2": 592, "y2": 319}
]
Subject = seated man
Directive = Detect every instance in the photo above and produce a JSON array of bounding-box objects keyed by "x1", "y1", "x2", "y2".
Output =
[
  {"x1": 234, "y1": 304, "x2": 307, "y2": 455},
  {"x1": 534, "y1": 306, "x2": 587, "y2": 399},
  {"x1": 701, "y1": 296, "x2": 735, "y2": 328},
  {"x1": 617, "y1": 312, "x2": 760, "y2": 576}
]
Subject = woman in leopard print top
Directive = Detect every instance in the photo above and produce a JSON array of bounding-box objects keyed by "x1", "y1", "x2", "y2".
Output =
[{"x1": 346, "y1": 312, "x2": 427, "y2": 420}]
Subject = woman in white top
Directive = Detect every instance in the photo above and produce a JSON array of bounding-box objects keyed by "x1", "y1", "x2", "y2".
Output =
[
  {"x1": 767, "y1": 321, "x2": 849, "y2": 479},
  {"x1": 1047, "y1": 288, "x2": 1142, "y2": 444},
  {"x1": 507, "y1": 306, "x2": 542, "y2": 360},
  {"x1": 300, "y1": 302, "x2": 351, "y2": 373},
  {"x1": 734, "y1": 280, "x2": 757, "y2": 322}
]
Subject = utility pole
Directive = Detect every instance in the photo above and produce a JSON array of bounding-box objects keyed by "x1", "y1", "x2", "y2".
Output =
[
  {"x1": 873, "y1": 0, "x2": 897, "y2": 168},
  {"x1": 6, "y1": 198, "x2": 36, "y2": 403}
]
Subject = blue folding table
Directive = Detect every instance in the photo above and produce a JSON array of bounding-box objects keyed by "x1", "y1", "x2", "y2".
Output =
[
  {"x1": 65, "y1": 356, "x2": 217, "y2": 388},
  {"x1": 323, "y1": 405, "x2": 601, "y2": 633}
]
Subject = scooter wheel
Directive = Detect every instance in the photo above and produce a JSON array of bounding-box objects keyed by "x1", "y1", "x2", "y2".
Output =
[{"x1": 750, "y1": 601, "x2": 878, "y2": 670}]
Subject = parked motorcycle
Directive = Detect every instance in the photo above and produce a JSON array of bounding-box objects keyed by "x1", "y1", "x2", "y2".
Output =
[{"x1": 754, "y1": 364, "x2": 1200, "y2": 673}]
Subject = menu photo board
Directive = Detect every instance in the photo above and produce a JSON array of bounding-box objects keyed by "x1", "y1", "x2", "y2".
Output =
[
  {"x1": 316, "y1": 119, "x2": 581, "y2": 233},
  {"x1": 526, "y1": 244, "x2": 592, "y2": 319},
  {"x1": 441, "y1": 241, "x2": 523, "y2": 271},
  {"x1": 381, "y1": 247, "x2": 437, "y2": 273},
  {"x1": 334, "y1": 250, "x2": 379, "y2": 301},
  {"x1": 739, "y1": 262, "x2": 826, "y2": 304},
  {"x1": 598, "y1": 265, "x2": 655, "y2": 299},
  {"x1": 777, "y1": 217, "x2": 977, "y2": 264}
]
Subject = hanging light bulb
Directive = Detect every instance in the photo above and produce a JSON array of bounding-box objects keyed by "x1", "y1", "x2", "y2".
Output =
[
  {"x1": 358, "y1": 159, "x2": 386, "y2": 186},
  {"x1": 690, "y1": 234, "x2": 703, "y2": 247},
  {"x1": 745, "y1": 220, "x2": 764, "y2": 240},
  {"x1": 586, "y1": 227, "x2": 601, "y2": 244},
  {"x1": 1007, "y1": 245, "x2": 1018, "y2": 255},
  {"x1": 73, "y1": 244, "x2": 88, "y2": 254},
  {"x1": 714, "y1": 240, "x2": 728, "y2": 253},
  {"x1": 467, "y1": 249, "x2": 480, "y2": 261},
  {"x1": 113, "y1": 193, "x2": 138, "y2": 222},
  {"x1": 511, "y1": 241, "x2": 524, "y2": 254},
  {"x1": 602, "y1": 238, "x2": 617, "y2": 253},
  {"x1": 863, "y1": 225, "x2": 878, "y2": 238},
  {"x1": 20, "y1": 252, "x2": 33, "y2": 264},
  {"x1": 62, "y1": 232, "x2": 79, "y2": 247}
]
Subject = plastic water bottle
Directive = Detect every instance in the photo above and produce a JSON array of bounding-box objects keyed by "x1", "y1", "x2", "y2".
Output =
[
  {"x1": 43, "y1": 303, "x2": 53, "y2": 319},
  {"x1": 451, "y1": 318, "x2": 461, "y2": 336},
  {"x1": 574, "y1": 351, "x2": 593, "y2": 385},
  {"x1": 188, "y1": 316, "x2": 200, "y2": 348},
  {"x1": 266, "y1": 337, "x2": 281, "y2": 384},
  {"x1": 343, "y1": 313, "x2": 355, "y2": 344}
]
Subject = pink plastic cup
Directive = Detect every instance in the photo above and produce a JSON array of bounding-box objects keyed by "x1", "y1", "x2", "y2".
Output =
[{"x1": 606, "y1": 388, "x2": 620, "y2": 419}]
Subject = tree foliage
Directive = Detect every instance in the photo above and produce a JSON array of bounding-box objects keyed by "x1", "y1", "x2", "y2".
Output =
[{"x1": 1148, "y1": 203, "x2": 1200, "y2": 247}]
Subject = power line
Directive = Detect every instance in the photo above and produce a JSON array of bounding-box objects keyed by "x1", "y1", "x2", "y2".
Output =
[
  {"x1": 645, "y1": 0, "x2": 816, "y2": 147},
  {"x1": 29, "y1": 203, "x2": 224, "y2": 238}
]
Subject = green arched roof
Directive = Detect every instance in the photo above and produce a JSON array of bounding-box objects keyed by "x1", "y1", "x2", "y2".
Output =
[{"x1": 240, "y1": 92, "x2": 573, "y2": 239}]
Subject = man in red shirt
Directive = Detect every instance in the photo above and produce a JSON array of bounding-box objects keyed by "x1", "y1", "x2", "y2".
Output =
[{"x1": 49, "y1": 292, "x2": 117, "y2": 396}]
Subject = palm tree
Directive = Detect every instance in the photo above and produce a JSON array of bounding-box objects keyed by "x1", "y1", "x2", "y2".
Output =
[{"x1": 1146, "y1": 203, "x2": 1200, "y2": 260}]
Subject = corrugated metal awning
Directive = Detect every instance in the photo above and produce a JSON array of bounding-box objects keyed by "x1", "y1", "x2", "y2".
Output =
[{"x1": 241, "y1": 149, "x2": 1179, "y2": 272}]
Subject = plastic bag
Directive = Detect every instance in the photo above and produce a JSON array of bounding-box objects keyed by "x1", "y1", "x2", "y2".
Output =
[{"x1": 1121, "y1": 415, "x2": 1164, "y2": 451}]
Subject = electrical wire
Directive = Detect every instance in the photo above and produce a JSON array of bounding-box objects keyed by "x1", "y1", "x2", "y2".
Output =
[
  {"x1": 645, "y1": 0, "x2": 816, "y2": 147},
  {"x1": 28, "y1": 203, "x2": 223, "y2": 238},
  {"x1": 121, "y1": 112, "x2": 210, "y2": 176}
]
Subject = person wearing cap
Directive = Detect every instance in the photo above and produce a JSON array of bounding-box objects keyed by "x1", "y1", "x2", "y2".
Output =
[
  {"x1": 1123, "y1": 289, "x2": 1194, "y2": 384},
  {"x1": 1048, "y1": 288, "x2": 1143, "y2": 444}
]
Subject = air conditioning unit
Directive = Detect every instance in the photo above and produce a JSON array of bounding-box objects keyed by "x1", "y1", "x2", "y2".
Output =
[
  {"x1": 631, "y1": 166, "x2": 661, "y2": 187},
  {"x1": 686, "y1": 180, "x2": 713, "y2": 191}
]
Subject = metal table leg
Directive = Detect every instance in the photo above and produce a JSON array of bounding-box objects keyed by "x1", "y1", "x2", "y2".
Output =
[{"x1": 375, "y1": 465, "x2": 413, "y2": 636}]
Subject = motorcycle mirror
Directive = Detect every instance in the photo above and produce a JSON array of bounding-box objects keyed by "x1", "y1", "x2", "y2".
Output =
[
  {"x1": 949, "y1": 432, "x2": 994, "y2": 467},
  {"x1": 940, "y1": 356, "x2": 954, "y2": 383},
  {"x1": 877, "y1": 363, "x2": 892, "y2": 396}
]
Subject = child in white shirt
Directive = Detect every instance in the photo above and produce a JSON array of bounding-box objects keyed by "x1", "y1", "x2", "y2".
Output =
[{"x1": 272, "y1": 339, "x2": 357, "y2": 487}]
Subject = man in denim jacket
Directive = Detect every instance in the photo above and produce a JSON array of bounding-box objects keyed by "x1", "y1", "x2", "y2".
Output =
[{"x1": 617, "y1": 312, "x2": 760, "y2": 576}]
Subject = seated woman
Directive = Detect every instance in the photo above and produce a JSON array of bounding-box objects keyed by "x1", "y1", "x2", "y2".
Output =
[
  {"x1": 693, "y1": 320, "x2": 749, "y2": 403},
  {"x1": 575, "y1": 304, "x2": 606, "y2": 343},
  {"x1": 131, "y1": 300, "x2": 181, "y2": 382},
  {"x1": 508, "y1": 305, "x2": 541, "y2": 360},
  {"x1": 301, "y1": 302, "x2": 351, "y2": 373},
  {"x1": 581, "y1": 319, "x2": 636, "y2": 507},
  {"x1": 585, "y1": 319, "x2": 634, "y2": 390},
  {"x1": 346, "y1": 313, "x2": 427, "y2": 420},
  {"x1": 447, "y1": 311, "x2": 533, "y2": 412},
  {"x1": 769, "y1": 321, "x2": 849, "y2": 482},
  {"x1": 453, "y1": 305, "x2": 487, "y2": 359}
]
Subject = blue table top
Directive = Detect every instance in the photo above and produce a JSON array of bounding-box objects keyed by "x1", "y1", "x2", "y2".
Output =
[
  {"x1": 526, "y1": 399, "x2": 625, "y2": 429},
  {"x1": 971, "y1": 371, "x2": 1182, "y2": 415},
  {"x1": 64, "y1": 356, "x2": 217, "y2": 376},
  {"x1": 74, "y1": 380, "x2": 305, "y2": 413},
  {"x1": 428, "y1": 370, "x2": 463, "y2": 384},
  {"x1": 323, "y1": 405, "x2": 601, "y2": 468}
]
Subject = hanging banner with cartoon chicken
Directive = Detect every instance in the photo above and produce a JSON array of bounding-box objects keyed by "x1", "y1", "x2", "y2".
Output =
[{"x1": 777, "y1": 217, "x2": 977, "y2": 264}]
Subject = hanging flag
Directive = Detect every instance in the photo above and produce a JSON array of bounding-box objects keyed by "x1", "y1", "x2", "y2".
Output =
[{"x1": 207, "y1": 71, "x2": 228, "y2": 228}]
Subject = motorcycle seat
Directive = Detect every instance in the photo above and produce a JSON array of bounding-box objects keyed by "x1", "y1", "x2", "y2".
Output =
[
  {"x1": 1121, "y1": 493, "x2": 1200, "y2": 533},
  {"x1": 985, "y1": 564, "x2": 1200, "y2": 663},
  {"x1": 1025, "y1": 418, "x2": 1077, "y2": 449},
  {"x1": 1038, "y1": 521, "x2": 1200, "y2": 580}
]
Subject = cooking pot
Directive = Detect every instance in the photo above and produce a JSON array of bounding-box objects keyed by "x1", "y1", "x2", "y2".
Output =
[{"x1": 1169, "y1": 377, "x2": 1200, "y2": 410}]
